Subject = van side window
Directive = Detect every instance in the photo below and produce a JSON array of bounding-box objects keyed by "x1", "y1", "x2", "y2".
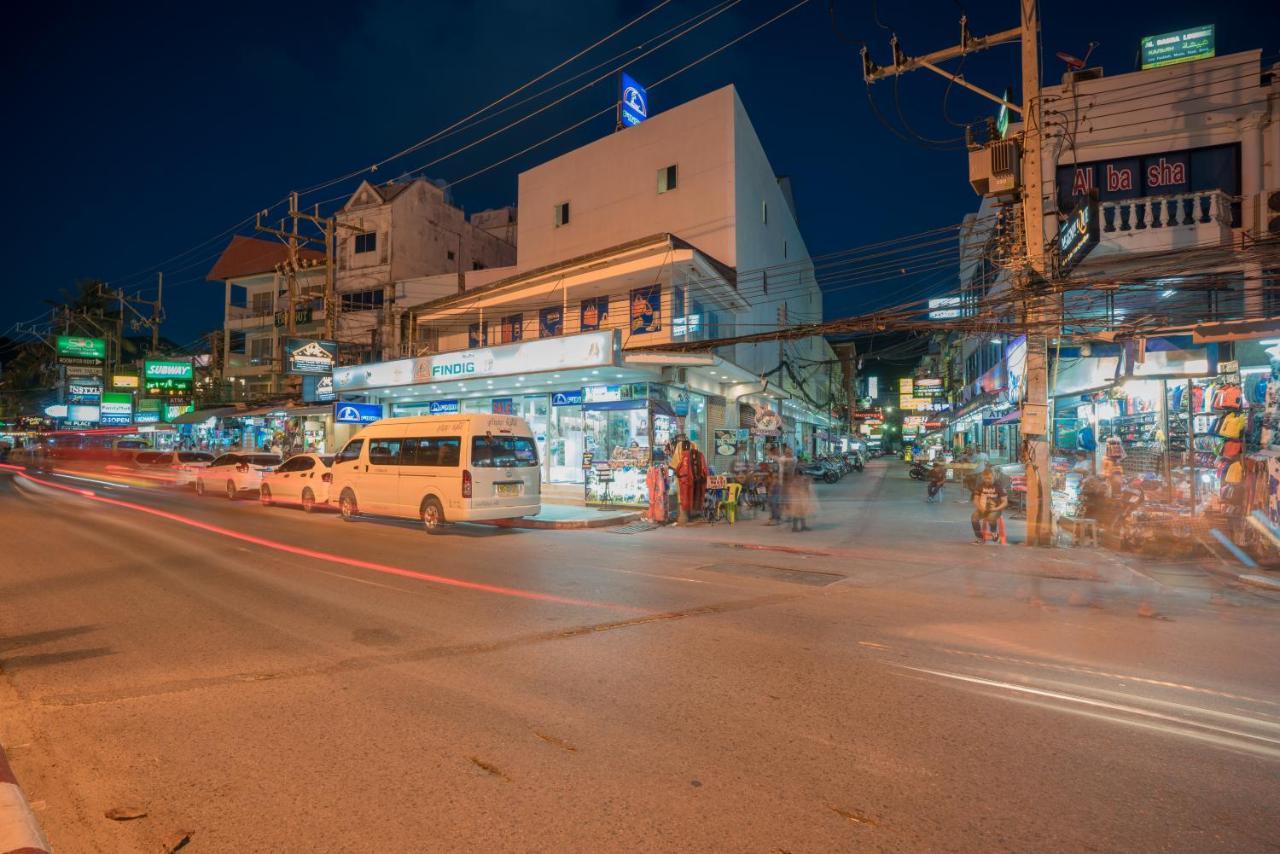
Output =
[
  {"x1": 406, "y1": 437, "x2": 462, "y2": 467},
  {"x1": 471, "y1": 436, "x2": 538, "y2": 467},
  {"x1": 368, "y1": 439, "x2": 402, "y2": 465},
  {"x1": 335, "y1": 440, "x2": 363, "y2": 464}
]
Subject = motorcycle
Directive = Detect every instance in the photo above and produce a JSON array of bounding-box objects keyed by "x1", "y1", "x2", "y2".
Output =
[{"x1": 908, "y1": 461, "x2": 929, "y2": 481}]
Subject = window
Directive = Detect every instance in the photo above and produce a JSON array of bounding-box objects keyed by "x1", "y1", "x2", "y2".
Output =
[
  {"x1": 354, "y1": 231, "x2": 377, "y2": 254},
  {"x1": 500, "y1": 313, "x2": 523, "y2": 343},
  {"x1": 554, "y1": 202, "x2": 570, "y2": 227},
  {"x1": 401, "y1": 436, "x2": 461, "y2": 467},
  {"x1": 250, "y1": 291, "x2": 273, "y2": 314},
  {"x1": 471, "y1": 435, "x2": 538, "y2": 468},
  {"x1": 249, "y1": 337, "x2": 274, "y2": 365},
  {"x1": 335, "y1": 440, "x2": 363, "y2": 464},
  {"x1": 368, "y1": 438, "x2": 402, "y2": 465},
  {"x1": 211, "y1": 454, "x2": 239, "y2": 468},
  {"x1": 229, "y1": 331, "x2": 246, "y2": 354},
  {"x1": 783, "y1": 240, "x2": 788, "y2": 259},
  {"x1": 178, "y1": 452, "x2": 214, "y2": 463},
  {"x1": 341, "y1": 288, "x2": 385, "y2": 312},
  {"x1": 658, "y1": 164, "x2": 678, "y2": 194},
  {"x1": 762, "y1": 200, "x2": 768, "y2": 224},
  {"x1": 473, "y1": 261, "x2": 486, "y2": 270},
  {"x1": 292, "y1": 457, "x2": 315, "y2": 471},
  {"x1": 447, "y1": 250, "x2": 455, "y2": 261}
]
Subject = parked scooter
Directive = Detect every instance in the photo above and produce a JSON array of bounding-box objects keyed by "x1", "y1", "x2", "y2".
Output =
[{"x1": 908, "y1": 460, "x2": 929, "y2": 481}]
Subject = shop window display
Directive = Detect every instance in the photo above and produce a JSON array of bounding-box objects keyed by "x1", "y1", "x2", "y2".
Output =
[{"x1": 585, "y1": 407, "x2": 651, "y2": 505}]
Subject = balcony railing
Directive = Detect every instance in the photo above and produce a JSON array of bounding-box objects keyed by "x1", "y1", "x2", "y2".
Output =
[{"x1": 1101, "y1": 190, "x2": 1233, "y2": 233}]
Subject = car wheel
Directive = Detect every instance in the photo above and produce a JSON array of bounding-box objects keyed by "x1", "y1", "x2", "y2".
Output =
[
  {"x1": 421, "y1": 496, "x2": 445, "y2": 532},
  {"x1": 260, "y1": 484, "x2": 273, "y2": 506},
  {"x1": 301, "y1": 488, "x2": 315, "y2": 513},
  {"x1": 226, "y1": 480, "x2": 238, "y2": 500},
  {"x1": 339, "y1": 490, "x2": 358, "y2": 521},
  {"x1": 194, "y1": 479, "x2": 206, "y2": 497}
]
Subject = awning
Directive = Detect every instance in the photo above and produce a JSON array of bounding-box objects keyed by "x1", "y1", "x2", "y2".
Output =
[{"x1": 170, "y1": 406, "x2": 241, "y2": 425}]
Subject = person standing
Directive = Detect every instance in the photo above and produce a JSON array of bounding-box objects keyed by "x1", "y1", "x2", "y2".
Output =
[
  {"x1": 765, "y1": 444, "x2": 783, "y2": 525},
  {"x1": 786, "y1": 467, "x2": 813, "y2": 532}
]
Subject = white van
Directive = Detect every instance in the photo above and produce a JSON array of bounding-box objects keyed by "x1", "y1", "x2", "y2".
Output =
[{"x1": 330, "y1": 414, "x2": 541, "y2": 530}]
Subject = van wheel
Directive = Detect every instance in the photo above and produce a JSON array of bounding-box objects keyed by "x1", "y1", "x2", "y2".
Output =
[
  {"x1": 194, "y1": 479, "x2": 206, "y2": 497},
  {"x1": 260, "y1": 485, "x2": 273, "y2": 506},
  {"x1": 339, "y1": 490, "x2": 359, "y2": 521},
  {"x1": 301, "y1": 488, "x2": 315, "y2": 513},
  {"x1": 421, "y1": 497, "x2": 445, "y2": 532},
  {"x1": 226, "y1": 480, "x2": 239, "y2": 500}
]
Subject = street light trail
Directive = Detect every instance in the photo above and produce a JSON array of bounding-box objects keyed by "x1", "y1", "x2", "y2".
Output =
[{"x1": 2, "y1": 465, "x2": 637, "y2": 613}]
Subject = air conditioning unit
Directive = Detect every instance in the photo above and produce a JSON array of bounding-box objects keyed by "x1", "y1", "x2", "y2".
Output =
[
  {"x1": 1244, "y1": 190, "x2": 1280, "y2": 237},
  {"x1": 969, "y1": 139, "x2": 1021, "y2": 198}
]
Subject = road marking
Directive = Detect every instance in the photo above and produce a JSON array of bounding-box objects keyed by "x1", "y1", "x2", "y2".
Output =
[
  {"x1": 896, "y1": 666, "x2": 1280, "y2": 750},
  {"x1": 858, "y1": 641, "x2": 889, "y2": 649}
]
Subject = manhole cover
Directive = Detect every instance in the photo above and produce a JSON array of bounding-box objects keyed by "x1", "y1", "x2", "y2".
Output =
[
  {"x1": 608, "y1": 521, "x2": 659, "y2": 535},
  {"x1": 696, "y1": 562, "x2": 845, "y2": 586}
]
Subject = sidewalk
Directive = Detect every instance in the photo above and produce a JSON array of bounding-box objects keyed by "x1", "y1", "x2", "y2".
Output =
[{"x1": 494, "y1": 504, "x2": 642, "y2": 530}]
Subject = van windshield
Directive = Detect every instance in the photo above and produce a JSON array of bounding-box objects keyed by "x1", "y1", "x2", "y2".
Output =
[{"x1": 471, "y1": 435, "x2": 538, "y2": 468}]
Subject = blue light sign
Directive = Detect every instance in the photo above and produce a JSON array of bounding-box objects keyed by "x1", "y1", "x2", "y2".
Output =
[
  {"x1": 334, "y1": 401, "x2": 383, "y2": 424},
  {"x1": 620, "y1": 72, "x2": 648, "y2": 127},
  {"x1": 428, "y1": 399, "x2": 459, "y2": 415},
  {"x1": 551, "y1": 390, "x2": 584, "y2": 407}
]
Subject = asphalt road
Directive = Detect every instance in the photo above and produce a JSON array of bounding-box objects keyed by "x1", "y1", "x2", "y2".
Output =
[{"x1": 1, "y1": 461, "x2": 1277, "y2": 852}]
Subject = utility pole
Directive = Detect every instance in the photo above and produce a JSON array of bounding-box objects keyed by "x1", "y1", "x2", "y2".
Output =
[
  {"x1": 152, "y1": 272, "x2": 164, "y2": 352},
  {"x1": 1018, "y1": 0, "x2": 1053, "y2": 546},
  {"x1": 861, "y1": 2, "x2": 1056, "y2": 545}
]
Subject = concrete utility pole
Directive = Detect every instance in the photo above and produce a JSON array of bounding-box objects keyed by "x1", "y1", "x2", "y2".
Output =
[
  {"x1": 861, "y1": 1, "x2": 1056, "y2": 545},
  {"x1": 1018, "y1": 0, "x2": 1053, "y2": 546},
  {"x1": 152, "y1": 272, "x2": 164, "y2": 352}
]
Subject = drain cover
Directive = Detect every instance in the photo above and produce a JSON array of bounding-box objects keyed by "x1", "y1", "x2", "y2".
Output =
[
  {"x1": 608, "y1": 521, "x2": 660, "y2": 535},
  {"x1": 696, "y1": 562, "x2": 845, "y2": 586}
]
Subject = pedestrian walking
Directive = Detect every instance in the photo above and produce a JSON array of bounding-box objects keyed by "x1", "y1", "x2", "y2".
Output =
[
  {"x1": 786, "y1": 469, "x2": 812, "y2": 532},
  {"x1": 926, "y1": 461, "x2": 946, "y2": 502}
]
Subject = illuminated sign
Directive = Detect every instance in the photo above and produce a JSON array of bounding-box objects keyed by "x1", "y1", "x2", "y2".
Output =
[
  {"x1": 552, "y1": 390, "x2": 585, "y2": 406},
  {"x1": 302, "y1": 374, "x2": 335, "y2": 402},
  {"x1": 898, "y1": 378, "x2": 914, "y2": 395},
  {"x1": 285, "y1": 338, "x2": 338, "y2": 375},
  {"x1": 927, "y1": 297, "x2": 964, "y2": 320},
  {"x1": 428, "y1": 399, "x2": 459, "y2": 415},
  {"x1": 144, "y1": 360, "x2": 193, "y2": 380},
  {"x1": 56, "y1": 336, "x2": 105, "y2": 360},
  {"x1": 619, "y1": 72, "x2": 648, "y2": 127},
  {"x1": 332, "y1": 330, "x2": 616, "y2": 392},
  {"x1": 334, "y1": 402, "x2": 383, "y2": 424},
  {"x1": 1141, "y1": 25, "x2": 1214, "y2": 70},
  {"x1": 100, "y1": 392, "x2": 133, "y2": 426},
  {"x1": 113, "y1": 374, "x2": 139, "y2": 389},
  {"x1": 995, "y1": 87, "x2": 1012, "y2": 139},
  {"x1": 67, "y1": 404, "x2": 100, "y2": 423},
  {"x1": 915, "y1": 377, "x2": 944, "y2": 397},
  {"x1": 1057, "y1": 193, "x2": 1100, "y2": 275}
]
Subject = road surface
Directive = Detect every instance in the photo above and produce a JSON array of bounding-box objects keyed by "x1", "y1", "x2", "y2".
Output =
[{"x1": 1, "y1": 460, "x2": 1277, "y2": 852}]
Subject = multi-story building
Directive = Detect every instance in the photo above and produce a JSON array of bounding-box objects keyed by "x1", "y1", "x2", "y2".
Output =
[
  {"x1": 331, "y1": 84, "x2": 839, "y2": 504},
  {"x1": 334, "y1": 178, "x2": 516, "y2": 364},
  {"x1": 948, "y1": 48, "x2": 1280, "y2": 467}
]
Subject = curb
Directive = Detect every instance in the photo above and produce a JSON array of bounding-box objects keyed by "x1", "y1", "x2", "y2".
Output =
[
  {"x1": 491, "y1": 511, "x2": 643, "y2": 530},
  {"x1": 1193, "y1": 558, "x2": 1280, "y2": 592},
  {"x1": 0, "y1": 743, "x2": 51, "y2": 854}
]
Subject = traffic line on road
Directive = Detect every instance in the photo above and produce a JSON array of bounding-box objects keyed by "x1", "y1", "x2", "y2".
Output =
[
  {"x1": 895, "y1": 665, "x2": 1280, "y2": 758},
  {"x1": 1, "y1": 465, "x2": 636, "y2": 613}
]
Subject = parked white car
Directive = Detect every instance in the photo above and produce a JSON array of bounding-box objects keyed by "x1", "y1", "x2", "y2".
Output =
[
  {"x1": 195, "y1": 452, "x2": 282, "y2": 499},
  {"x1": 130, "y1": 450, "x2": 217, "y2": 487},
  {"x1": 330, "y1": 414, "x2": 541, "y2": 530},
  {"x1": 259, "y1": 454, "x2": 333, "y2": 512}
]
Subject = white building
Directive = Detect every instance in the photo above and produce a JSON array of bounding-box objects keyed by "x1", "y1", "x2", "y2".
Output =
[{"x1": 332, "y1": 85, "x2": 839, "y2": 505}]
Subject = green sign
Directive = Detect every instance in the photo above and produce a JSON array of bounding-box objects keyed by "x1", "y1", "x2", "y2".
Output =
[
  {"x1": 56, "y1": 335, "x2": 106, "y2": 362},
  {"x1": 144, "y1": 359, "x2": 194, "y2": 381},
  {"x1": 995, "y1": 87, "x2": 1012, "y2": 140},
  {"x1": 1141, "y1": 25, "x2": 1214, "y2": 70}
]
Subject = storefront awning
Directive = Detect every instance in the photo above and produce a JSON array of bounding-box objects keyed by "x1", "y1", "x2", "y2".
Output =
[{"x1": 170, "y1": 406, "x2": 241, "y2": 425}]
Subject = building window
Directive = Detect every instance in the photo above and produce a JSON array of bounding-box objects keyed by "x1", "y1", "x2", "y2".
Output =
[
  {"x1": 657, "y1": 164, "x2": 678, "y2": 194},
  {"x1": 354, "y1": 232, "x2": 377, "y2": 254},
  {"x1": 250, "y1": 291, "x2": 273, "y2": 315},
  {"x1": 762, "y1": 201, "x2": 768, "y2": 224},
  {"x1": 248, "y1": 337, "x2": 273, "y2": 365},
  {"x1": 447, "y1": 250, "x2": 455, "y2": 261},
  {"x1": 340, "y1": 288, "x2": 385, "y2": 312},
  {"x1": 783, "y1": 240, "x2": 788, "y2": 259},
  {"x1": 473, "y1": 261, "x2": 486, "y2": 270},
  {"x1": 554, "y1": 202, "x2": 570, "y2": 227},
  {"x1": 500, "y1": 313, "x2": 523, "y2": 343}
]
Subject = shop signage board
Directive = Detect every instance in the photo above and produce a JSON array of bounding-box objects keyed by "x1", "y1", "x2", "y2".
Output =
[
  {"x1": 491, "y1": 398, "x2": 514, "y2": 415},
  {"x1": 551, "y1": 390, "x2": 584, "y2": 406},
  {"x1": 927, "y1": 297, "x2": 964, "y2": 320},
  {"x1": 332, "y1": 330, "x2": 616, "y2": 392},
  {"x1": 44, "y1": 404, "x2": 68, "y2": 418},
  {"x1": 579, "y1": 296, "x2": 610, "y2": 331},
  {"x1": 285, "y1": 339, "x2": 338, "y2": 375},
  {"x1": 144, "y1": 360, "x2": 193, "y2": 397},
  {"x1": 1057, "y1": 193, "x2": 1100, "y2": 275},
  {"x1": 334, "y1": 402, "x2": 383, "y2": 424},
  {"x1": 100, "y1": 391, "x2": 133, "y2": 426},
  {"x1": 899, "y1": 378, "x2": 913, "y2": 395},
  {"x1": 1141, "y1": 25, "x2": 1214, "y2": 70},
  {"x1": 428, "y1": 399, "x2": 459, "y2": 415},
  {"x1": 629, "y1": 285, "x2": 661, "y2": 334},
  {"x1": 275, "y1": 306, "x2": 314, "y2": 328},
  {"x1": 915, "y1": 377, "x2": 944, "y2": 396},
  {"x1": 1005, "y1": 336, "x2": 1028, "y2": 403},
  {"x1": 112, "y1": 374, "x2": 139, "y2": 389},
  {"x1": 1055, "y1": 143, "x2": 1237, "y2": 215},
  {"x1": 995, "y1": 87, "x2": 1012, "y2": 139},
  {"x1": 302, "y1": 374, "x2": 336, "y2": 402},
  {"x1": 714, "y1": 430, "x2": 738, "y2": 456},
  {"x1": 56, "y1": 336, "x2": 106, "y2": 364},
  {"x1": 581, "y1": 451, "x2": 594, "y2": 469},
  {"x1": 164, "y1": 403, "x2": 193, "y2": 422},
  {"x1": 65, "y1": 365, "x2": 104, "y2": 377},
  {"x1": 619, "y1": 71, "x2": 648, "y2": 127},
  {"x1": 67, "y1": 404, "x2": 100, "y2": 423},
  {"x1": 538, "y1": 306, "x2": 563, "y2": 338},
  {"x1": 583, "y1": 384, "x2": 631, "y2": 404}
]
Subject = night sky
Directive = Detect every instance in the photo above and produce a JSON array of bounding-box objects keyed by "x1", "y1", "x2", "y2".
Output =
[{"x1": 5, "y1": 0, "x2": 1277, "y2": 347}]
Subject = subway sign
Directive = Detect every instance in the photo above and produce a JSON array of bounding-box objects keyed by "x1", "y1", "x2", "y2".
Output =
[
  {"x1": 144, "y1": 360, "x2": 194, "y2": 381},
  {"x1": 1141, "y1": 25, "x2": 1214, "y2": 70}
]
